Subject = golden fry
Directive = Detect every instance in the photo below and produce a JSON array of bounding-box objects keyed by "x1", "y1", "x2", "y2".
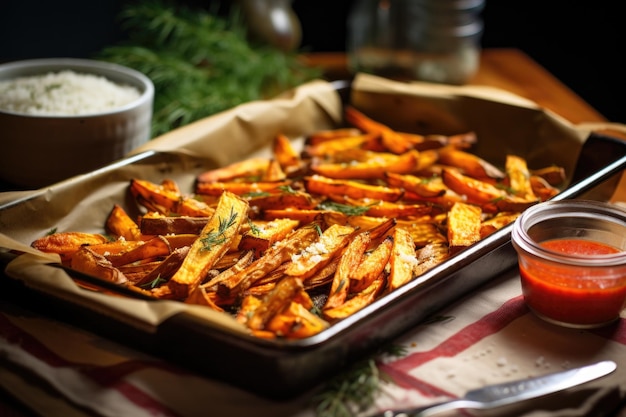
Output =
[
  {"x1": 447, "y1": 202, "x2": 482, "y2": 252},
  {"x1": 167, "y1": 191, "x2": 249, "y2": 299}
]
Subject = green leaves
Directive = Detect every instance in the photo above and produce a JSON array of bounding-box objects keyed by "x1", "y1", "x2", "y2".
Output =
[
  {"x1": 97, "y1": 0, "x2": 321, "y2": 137},
  {"x1": 200, "y1": 208, "x2": 238, "y2": 252}
]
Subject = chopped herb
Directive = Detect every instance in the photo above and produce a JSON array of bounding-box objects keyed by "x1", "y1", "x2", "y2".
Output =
[
  {"x1": 277, "y1": 185, "x2": 297, "y2": 194},
  {"x1": 242, "y1": 191, "x2": 272, "y2": 198},
  {"x1": 247, "y1": 218, "x2": 261, "y2": 235},
  {"x1": 312, "y1": 344, "x2": 406, "y2": 417},
  {"x1": 200, "y1": 207, "x2": 238, "y2": 251},
  {"x1": 318, "y1": 201, "x2": 372, "y2": 216},
  {"x1": 140, "y1": 275, "x2": 167, "y2": 289},
  {"x1": 46, "y1": 227, "x2": 58, "y2": 236}
]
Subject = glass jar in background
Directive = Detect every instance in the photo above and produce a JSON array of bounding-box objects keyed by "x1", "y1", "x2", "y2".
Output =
[{"x1": 347, "y1": 0, "x2": 484, "y2": 84}]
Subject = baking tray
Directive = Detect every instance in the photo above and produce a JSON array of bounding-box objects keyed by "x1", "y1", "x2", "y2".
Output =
[{"x1": 2, "y1": 78, "x2": 626, "y2": 400}]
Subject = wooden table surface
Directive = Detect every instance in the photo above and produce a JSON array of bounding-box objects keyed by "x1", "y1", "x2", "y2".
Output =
[{"x1": 301, "y1": 48, "x2": 608, "y2": 125}]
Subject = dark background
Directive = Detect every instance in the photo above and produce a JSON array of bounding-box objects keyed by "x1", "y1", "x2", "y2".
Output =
[{"x1": 1, "y1": 0, "x2": 623, "y2": 123}]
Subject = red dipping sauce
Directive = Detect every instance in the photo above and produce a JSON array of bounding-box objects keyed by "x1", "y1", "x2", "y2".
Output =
[
  {"x1": 512, "y1": 200, "x2": 626, "y2": 328},
  {"x1": 519, "y1": 238, "x2": 626, "y2": 327}
]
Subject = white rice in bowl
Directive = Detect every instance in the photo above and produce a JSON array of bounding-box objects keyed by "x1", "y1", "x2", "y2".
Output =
[{"x1": 0, "y1": 70, "x2": 142, "y2": 116}]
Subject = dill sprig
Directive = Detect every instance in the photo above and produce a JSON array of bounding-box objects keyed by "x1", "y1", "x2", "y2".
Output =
[
  {"x1": 312, "y1": 344, "x2": 406, "y2": 417},
  {"x1": 200, "y1": 208, "x2": 238, "y2": 251},
  {"x1": 96, "y1": 0, "x2": 321, "y2": 136}
]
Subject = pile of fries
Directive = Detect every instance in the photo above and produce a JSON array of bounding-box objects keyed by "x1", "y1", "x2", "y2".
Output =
[{"x1": 31, "y1": 107, "x2": 565, "y2": 339}]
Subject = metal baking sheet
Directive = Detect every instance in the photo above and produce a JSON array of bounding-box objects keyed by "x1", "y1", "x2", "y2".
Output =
[{"x1": 2, "y1": 80, "x2": 626, "y2": 400}]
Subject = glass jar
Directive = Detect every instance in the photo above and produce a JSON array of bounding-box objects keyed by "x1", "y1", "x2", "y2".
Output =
[
  {"x1": 347, "y1": 0, "x2": 484, "y2": 84},
  {"x1": 511, "y1": 200, "x2": 626, "y2": 328}
]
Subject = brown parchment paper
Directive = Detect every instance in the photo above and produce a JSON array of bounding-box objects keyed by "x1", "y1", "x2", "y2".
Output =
[{"x1": 0, "y1": 73, "x2": 618, "y2": 334}]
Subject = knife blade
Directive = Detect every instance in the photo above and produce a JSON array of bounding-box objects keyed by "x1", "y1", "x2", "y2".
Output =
[{"x1": 373, "y1": 360, "x2": 616, "y2": 417}]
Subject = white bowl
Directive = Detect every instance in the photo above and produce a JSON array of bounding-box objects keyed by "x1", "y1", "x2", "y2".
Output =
[{"x1": 0, "y1": 58, "x2": 154, "y2": 188}]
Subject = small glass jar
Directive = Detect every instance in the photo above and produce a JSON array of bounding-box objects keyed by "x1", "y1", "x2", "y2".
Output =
[
  {"x1": 511, "y1": 200, "x2": 626, "y2": 328},
  {"x1": 346, "y1": 0, "x2": 484, "y2": 84}
]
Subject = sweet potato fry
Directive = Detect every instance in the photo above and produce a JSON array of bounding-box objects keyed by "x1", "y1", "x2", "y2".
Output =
[
  {"x1": 323, "y1": 230, "x2": 370, "y2": 310},
  {"x1": 167, "y1": 191, "x2": 249, "y2": 299},
  {"x1": 246, "y1": 191, "x2": 317, "y2": 211},
  {"x1": 31, "y1": 232, "x2": 110, "y2": 263},
  {"x1": 386, "y1": 228, "x2": 417, "y2": 292},
  {"x1": 285, "y1": 223, "x2": 355, "y2": 280},
  {"x1": 195, "y1": 180, "x2": 292, "y2": 196},
  {"x1": 217, "y1": 223, "x2": 321, "y2": 296},
  {"x1": 324, "y1": 274, "x2": 385, "y2": 321},
  {"x1": 260, "y1": 159, "x2": 286, "y2": 182},
  {"x1": 201, "y1": 250, "x2": 255, "y2": 289},
  {"x1": 350, "y1": 235, "x2": 393, "y2": 292},
  {"x1": 505, "y1": 154, "x2": 538, "y2": 201},
  {"x1": 385, "y1": 172, "x2": 448, "y2": 198},
  {"x1": 196, "y1": 157, "x2": 269, "y2": 183},
  {"x1": 530, "y1": 175, "x2": 560, "y2": 200},
  {"x1": 247, "y1": 276, "x2": 305, "y2": 331},
  {"x1": 396, "y1": 221, "x2": 447, "y2": 247},
  {"x1": 71, "y1": 246, "x2": 128, "y2": 285},
  {"x1": 185, "y1": 285, "x2": 225, "y2": 312},
  {"x1": 447, "y1": 202, "x2": 482, "y2": 252},
  {"x1": 480, "y1": 212, "x2": 520, "y2": 238},
  {"x1": 311, "y1": 150, "x2": 420, "y2": 180},
  {"x1": 305, "y1": 175, "x2": 404, "y2": 202},
  {"x1": 266, "y1": 301, "x2": 330, "y2": 339},
  {"x1": 238, "y1": 218, "x2": 300, "y2": 257},
  {"x1": 531, "y1": 165, "x2": 566, "y2": 186},
  {"x1": 304, "y1": 133, "x2": 377, "y2": 157},
  {"x1": 272, "y1": 134, "x2": 302, "y2": 174},
  {"x1": 413, "y1": 242, "x2": 450, "y2": 276},
  {"x1": 130, "y1": 179, "x2": 214, "y2": 217},
  {"x1": 344, "y1": 106, "x2": 414, "y2": 154},
  {"x1": 106, "y1": 204, "x2": 144, "y2": 241},
  {"x1": 107, "y1": 235, "x2": 173, "y2": 267},
  {"x1": 140, "y1": 215, "x2": 209, "y2": 235},
  {"x1": 327, "y1": 195, "x2": 432, "y2": 218},
  {"x1": 132, "y1": 246, "x2": 191, "y2": 287},
  {"x1": 261, "y1": 208, "x2": 327, "y2": 223},
  {"x1": 441, "y1": 168, "x2": 507, "y2": 205},
  {"x1": 438, "y1": 146, "x2": 505, "y2": 180},
  {"x1": 306, "y1": 127, "x2": 363, "y2": 145}
]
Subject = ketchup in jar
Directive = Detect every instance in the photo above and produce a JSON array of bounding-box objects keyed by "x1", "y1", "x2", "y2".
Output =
[{"x1": 512, "y1": 201, "x2": 626, "y2": 328}]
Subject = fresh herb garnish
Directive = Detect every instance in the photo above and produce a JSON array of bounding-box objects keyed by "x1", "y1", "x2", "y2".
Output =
[
  {"x1": 242, "y1": 191, "x2": 272, "y2": 198},
  {"x1": 247, "y1": 218, "x2": 261, "y2": 235},
  {"x1": 96, "y1": 0, "x2": 321, "y2": 136},
  {"x1": 200, "y1": 208, "x2": 238, "y2": 251},
  {"x1": 140, "y1": 275, "x2": 167, "y2": 289},
  {"x1": 318, "y1": 201, "x2": 372, "y2": 216},
  {"x1": 46, "y1": 227, "x2": 58, "y2": 236},
  {"x1": 312, "y1": 344, "x2": 406, "y2": 417},
  {"x1": 277, "y1": 185, "x2": 297, "y2": 194}
]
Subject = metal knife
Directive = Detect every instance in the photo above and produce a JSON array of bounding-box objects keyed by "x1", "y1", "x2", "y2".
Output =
[{"x1": 373, "y1": 360, "x2": 617, "y2": 417}]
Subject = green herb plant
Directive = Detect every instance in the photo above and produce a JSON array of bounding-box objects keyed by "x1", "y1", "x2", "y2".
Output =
[
  {"x1": 97, "y1": 0, "x2": 321, "y2": 137},
  {"x1": 200, "y1": 208, "x2": 238, "y2": 251},
  {"x1": 312, "y1": 344, "x2": 406, "y2": 417}
]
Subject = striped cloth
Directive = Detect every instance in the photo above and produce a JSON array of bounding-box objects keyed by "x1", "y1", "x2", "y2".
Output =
[{"x1": 1, "y1": 269, "x2": 625, "y2": 417}]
